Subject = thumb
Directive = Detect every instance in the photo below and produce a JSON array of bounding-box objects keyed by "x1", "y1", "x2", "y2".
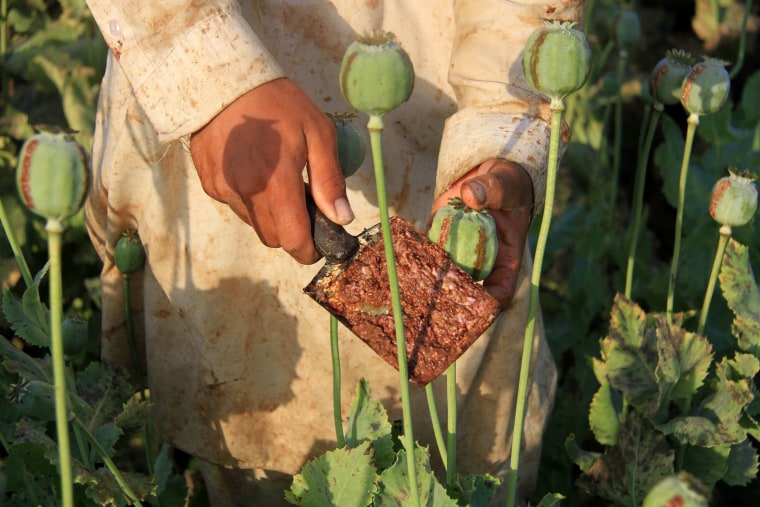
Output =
[
  {"x1": 461, "y1": 160, "x2": 533, "y2": 212},
  {"x1": 305, "y1": 123, "x2": 355, "y2": 225}
]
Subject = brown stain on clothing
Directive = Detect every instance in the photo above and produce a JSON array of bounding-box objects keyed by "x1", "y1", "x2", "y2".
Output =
[{"x1": 279, "y1": 4, "x2": 351, "y2": 62}]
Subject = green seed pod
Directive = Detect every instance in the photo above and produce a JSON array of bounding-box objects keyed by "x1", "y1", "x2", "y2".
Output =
[
  {"x1": 339, "y1": 32, "x2": 414, "y2": 116},
  {"x1": 61, "y1": 317, "x2": 88, "y2": 356},
  {"x1": 613, "y1": 8, "x2": 641, "y2": 53},
  {"x1": 9, "y1": 380, "x2": 57, "y2": 421},
  {"x1": 428, "y1": 198, "x2": 498, "y2": 281},
  {"x1": 643, "y1": 474, "x2": 709, "y2": 507},
  {"x1": 649, "y1": 49, "x2": 695, "y2": 106},
  {"x1": 522, "y1": 21, "x2": 591, "y2": 102},
  {"x1": 328, "y1": 112, "x2": 366, "y2": 177},
  {"x1": 709, "y1": 169, "x2": 758, "y2": 227},
  {"x1": 114, "y1": 229, "x2": 146, "y2": 276},
  {"x1": 16, "y1": 128, "x2": 89, "y2": 221},
  {"x1": 681, "y1": 57, "x2": 731, "y2": 116}
]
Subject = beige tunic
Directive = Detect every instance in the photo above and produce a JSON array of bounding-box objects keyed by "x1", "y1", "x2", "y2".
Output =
[{"x1": 83, "y1": 0, "x2": 582, "y2": 498}]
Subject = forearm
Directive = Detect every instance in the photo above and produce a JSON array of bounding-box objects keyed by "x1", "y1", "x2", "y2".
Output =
[{"x1": 86, "y1": 0, "x2": 285, "y2": 142}]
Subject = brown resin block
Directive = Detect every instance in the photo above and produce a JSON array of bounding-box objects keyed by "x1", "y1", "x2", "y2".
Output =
[{"x1": 304, "y1": 216, "x2": 500, "y2": 386}]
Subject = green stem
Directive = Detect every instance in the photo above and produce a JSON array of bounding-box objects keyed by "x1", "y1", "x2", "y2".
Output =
[
  {"x1": 596, "y1": 102, "x2": 612, "y2": 199},
  {"x1": 583, "y1": 0, "x2": 596, "y2": 41},
  {"x1": 589, "y1": 40, "x2": 615, "y2": 85},
  {"x1": 666, "y1": 114, "x2": 700, "y2": 323},
  {"x1": 446, "y1": 362, "x2": 457, "y2": 486},
  {"x1": 608, "y1": 52, "x2": 628, "y2": 230},
  {"x1": 330, "y1": 315, "x2": 345, "y2": 447},
  {"x1": 424, "y1": 383, "x2": 447, "y2": 468},
  {"x1": 123, "y1": 275, "x2": 144, "y2": 388},
  {"x1": 72, "y1": 422, "x2": 93, "y2": 470},
  {"x1": 46, "y1": 218, "x2": 73, "y2": 507},
  {"x1": 0, "y1": 197, "x2": 34, "y2": 288},
  {"x1": 367, "y1": 113, "x2": 420, "y2": 507},
  {"x1": 697, "y1": 226, "x2": 731, "y2": 335},
  {"x1": 74, "y1": 417, "x2": 144, "y2": 506},
  {"x1": 625, "y1": 104, "x2": 663, "y2": 298},
  {"x1": 122, "y1": 274, "x2": 157, "y2": 474},
  {"x1": 1, "y1": 0, "x2": 8, "y2": 107},
  {"x1": 730, "y1": 0, "x2": 754, "y2": 78},
  {"x1": 675, "y1": 394, "x2": 693, "y2": 472},
  {"x1": 506, "y1": 101, "x2": 565, "y2": 507}
]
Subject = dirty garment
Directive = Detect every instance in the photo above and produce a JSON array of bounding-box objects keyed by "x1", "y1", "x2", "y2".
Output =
[{"x1": 83, "y1": 0, "x2": 582, "y2": 501}]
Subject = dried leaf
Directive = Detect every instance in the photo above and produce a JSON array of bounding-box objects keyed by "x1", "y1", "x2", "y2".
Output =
[
  {"x1": 565, "y1": 434, "x2": 600, "y2": 473},
  {"x1": 609, "y1": 294, "x2": 648, "y2": 349},
  {"x1": 578, "y1": 412, "x2": 674, "y2": 505},
  {"x1": 604, "y1": 296, "x2": 659, "y2": 411},
  {"x1": 657, "y1": 357, "x2": 753, "y2": 446},
  {"x1": 719, "y1": 239, "x2": 760, "y2": 357},
  {"x1": 654, "y1": 315, "x2": 713, "y2": 405}
]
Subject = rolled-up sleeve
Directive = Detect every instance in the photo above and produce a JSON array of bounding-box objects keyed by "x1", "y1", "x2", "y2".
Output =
[
  {"x1": 85, "y1": 0, "x2": 285, "y2": 143},
  {"x1": 436, "y1": 0, "x2": 584, "y2": 217}
]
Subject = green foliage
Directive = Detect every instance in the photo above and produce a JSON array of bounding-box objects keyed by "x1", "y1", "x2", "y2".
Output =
[
  {"x1": 719, "y1": 239, "x2": 760, "y2": 356},
  {"x1": 0, "y1": 1, "x2": 757, "y2": 506},
  {"x1": 570, "y1": 243, "x2": 760, "y2": 505},
  {"x1": 287, "y1": 441, "x2": 379, "y2": 507},
  {"x1": 0, "y1": 258, "x2": 196, "y2": 505},
  {"x1": 532, "y1": 1, "x2": 760, "y2": 504},
  {"x1": 0, "y1": 0, "x2": 104, "y2": 316},
  {"x1": 286, "y1": 379, "x2": 501, "y2": 507},
  {"x1": 0, "y1": 286, "x2": 149, "y2": 505}
]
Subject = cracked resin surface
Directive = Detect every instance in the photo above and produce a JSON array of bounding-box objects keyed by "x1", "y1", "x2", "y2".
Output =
[{"x1": 305, "y1": 216, "x2": 500, "y2": 386}]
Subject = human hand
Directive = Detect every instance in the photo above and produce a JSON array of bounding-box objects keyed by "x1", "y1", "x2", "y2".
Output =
[
  {"x1": 190, "y1": 78, "x2": 354, "y2": 264},
  {"x1": 431, "y1": 159, "x2": 534, "y2": 308}
]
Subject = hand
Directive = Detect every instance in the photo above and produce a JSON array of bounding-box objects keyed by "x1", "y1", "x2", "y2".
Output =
[
  {"x1": 431, "y1": 159, "x2": 534, "y2": 308},
  {"x1": 190, "y1": 78, "x2": 354, "y2": 264}
]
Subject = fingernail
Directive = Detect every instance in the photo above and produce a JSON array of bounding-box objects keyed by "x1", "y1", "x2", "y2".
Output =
[
  {"x1": 467, "y1": 181, "x2": 487, "y2": 205},
  {"x1": 334, "y1": 197, "x2": 354, "y2": 223}
]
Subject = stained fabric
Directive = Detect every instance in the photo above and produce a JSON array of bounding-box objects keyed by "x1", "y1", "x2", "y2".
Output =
[{"x1": 83, "y1": 0, "x2": 584, "y2": 502}]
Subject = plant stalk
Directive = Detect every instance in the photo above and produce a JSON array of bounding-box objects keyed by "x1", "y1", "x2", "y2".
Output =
[
  {"x1": 1, "y1": 0, "x2": 7, "y2": 107},
  {"x1": 368, "y1": 113, "x2": 420, "y2": 507},
  {"x1": 46, "y1": 218, "x2": 73, "y2": 507},
  {"x1": 625, "y1": 104, "x2": 663, "y2": 298},
  {"x1": 608, "y1": 51, "x2": 628, "y2": 230},
  {"x1": 123, "y1": 273, "x2": 156, "y2": 474},
  {"x1": 123, "y1": 275, "x2": 144, "y2": 393},
  {"x1": 74, "y1": 417, "x2": 144, "y2": 506},
  {"x1": 666, "y1": 113, "x2": 700, "y2": 323},
  {"x1": 0, "y1": 196, "x2": 34, "y2": 288},
  {"x1": 506, "y1": 100, "x2": 565, "y2": 507},
  {"x1": 330, "y1": 315, "x2": 345, "y2": 447},
  {"x1": 72, "y1": 422, "x2": 93, "y2": 470},
  {"x1": 446, "y1": 362, "x2": 457, "y2": 486},
  {"x1": 424, "y1": 383, "x2": 447, "y2": 468},
  {"x1": 697, "y1": 225, "x2": 731, "y2": 335},
  {"x1": 730, "y1": 0, "x2": 754, "y2": 78}
]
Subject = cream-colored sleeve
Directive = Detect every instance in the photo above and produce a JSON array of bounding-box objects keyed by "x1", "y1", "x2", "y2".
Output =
[
  {"x1": 85, "y1": 0, "x2": 285, "y2": 143},
  {"x1": 436, "y1": 0, "x2": 585, "y2": 216}
]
